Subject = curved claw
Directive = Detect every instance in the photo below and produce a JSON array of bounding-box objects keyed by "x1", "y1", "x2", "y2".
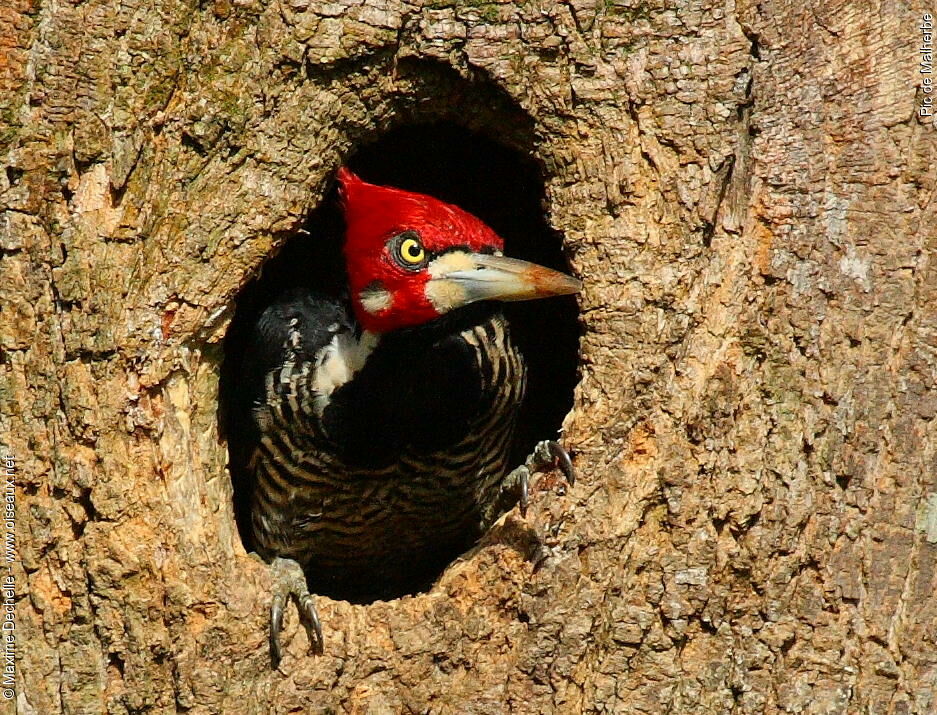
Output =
[
  {"x1": 270, "y1": 593, "x2": 286, "y2": 668},
  {"x1": 298, "y1": 594, "x2": 324, "y2": 656},
  {"x1": 489, "y1": 441, "x2": 575, "y2": 528},
  {"x1": 519, "y1": 469, "x2": 530, "y2": 518},
  {"x1": 268, "y1": 557, "x2": 322, "y2": 667},
  {"x1": 546, "y1": 440, "x2": 575, "y2": 486}
]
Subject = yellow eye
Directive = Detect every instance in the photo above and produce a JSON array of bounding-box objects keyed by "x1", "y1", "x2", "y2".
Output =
[{"x1": 394, "y1": 234, "x2": 426, "y2": 267}]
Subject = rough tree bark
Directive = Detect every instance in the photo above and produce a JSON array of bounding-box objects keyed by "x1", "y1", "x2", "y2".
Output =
[{"x1": 2, "y1": 0, "x2": 936, "y2": 712}]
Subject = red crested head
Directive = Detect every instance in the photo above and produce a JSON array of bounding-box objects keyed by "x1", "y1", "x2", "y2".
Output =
[{"x1": 336, "y1": 168, "x2": 581, "y2": 334}]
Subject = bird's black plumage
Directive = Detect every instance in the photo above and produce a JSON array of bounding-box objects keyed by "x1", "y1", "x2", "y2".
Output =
[
  {"x1": 236, "y1": 289, "x2": 526, "y2": 599},
  {"x1": 220, "y1": 169, "x2": 580, "y2": 664}
]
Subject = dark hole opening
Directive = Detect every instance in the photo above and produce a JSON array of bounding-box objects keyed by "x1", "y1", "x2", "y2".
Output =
[{"x1": 220, "y1": 121, "x2": 580, "y2": 602}]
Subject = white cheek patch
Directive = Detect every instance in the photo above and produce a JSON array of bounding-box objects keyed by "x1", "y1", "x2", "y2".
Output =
[
  {"x1": 359, "y1": 286, "x2": 393, "y2": 315},
  {"x1": 425, "y1": 279, "x2": 468, "y2": 313},
  {"x1": 425, "y1": 251, "x2": 473, "y2": 313},
  {"x1": 311, "y1": 331, "x2": 379, "y2": 414}
]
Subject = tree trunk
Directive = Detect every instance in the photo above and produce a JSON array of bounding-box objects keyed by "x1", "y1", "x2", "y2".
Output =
[{"x1": 3, "y1": 0, "x2": 936, "y2": 712}]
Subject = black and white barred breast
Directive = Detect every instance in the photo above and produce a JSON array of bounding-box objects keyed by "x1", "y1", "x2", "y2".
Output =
[{"x1": 243, "y1": 290, "x2": 526, "y2": 596}]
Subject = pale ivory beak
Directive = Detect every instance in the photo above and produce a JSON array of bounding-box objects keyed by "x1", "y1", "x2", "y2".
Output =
[{"x1": 426, "y1": 252, "x2": 581, "y2": 312}]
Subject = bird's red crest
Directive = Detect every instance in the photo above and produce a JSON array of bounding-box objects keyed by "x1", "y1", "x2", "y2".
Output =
[
  {"x1": 338, "y1": 169, "x2": 502, "y2": 256},
  {"x1": 337, "y1": 169, "x2": 504, "y2": 332}
]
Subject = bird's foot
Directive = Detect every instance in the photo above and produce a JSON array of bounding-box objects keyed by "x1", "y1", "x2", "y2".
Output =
[
  {"x1": 500, "y1": 439, "x2": 576, "y2": 519},
  {"x1": 269, "y1": 556, "x2": 323, "y2": 668}
]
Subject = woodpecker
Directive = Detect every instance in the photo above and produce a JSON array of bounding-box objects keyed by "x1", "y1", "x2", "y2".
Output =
[{"x1": 236, "y1": 168, "x2": 581, "y2": 665}]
